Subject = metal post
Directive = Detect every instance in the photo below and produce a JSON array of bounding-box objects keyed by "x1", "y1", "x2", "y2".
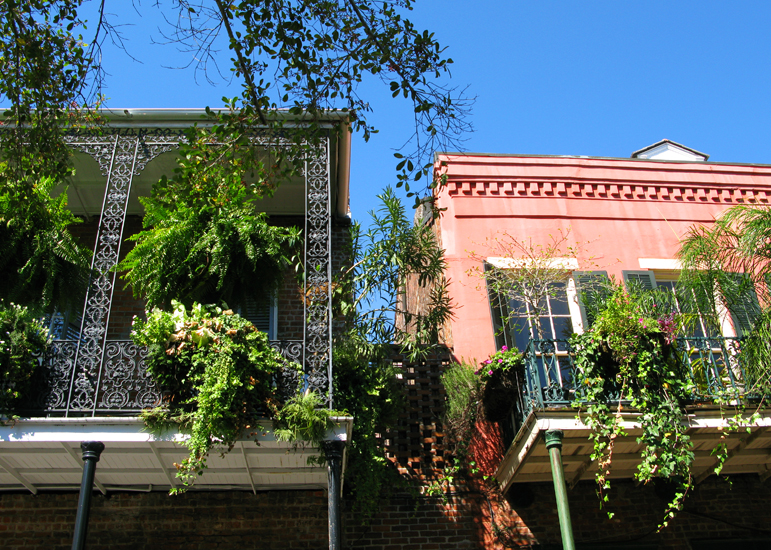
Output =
[
  {"x1": 71, "y1": 441, "x2": 105, "y2": 550},
  {"x1": 322, "y1": 440, "x2": 345, "y2": 550},
  {"x1": 544, "y1": 430, "x2": 575, "y2": 550}
]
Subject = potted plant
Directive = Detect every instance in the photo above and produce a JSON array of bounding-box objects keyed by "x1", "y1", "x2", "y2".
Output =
[{"x1": 477, "y1": 346, "x2": 523, "y2": 422}]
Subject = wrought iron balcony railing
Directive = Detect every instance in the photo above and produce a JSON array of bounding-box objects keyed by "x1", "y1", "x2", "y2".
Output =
[
  {"x1": 511, "y1": 337, "x2": 753, "y2": 429},
  {"x1": 25, "y1": 339, "x2": 305, "y2": 417}
]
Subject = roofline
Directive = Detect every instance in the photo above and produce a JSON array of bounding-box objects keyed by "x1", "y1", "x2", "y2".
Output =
[
  {"x1": 0, "y1": 107, "x2": 351, "y2": 127},
  {"x1": 0, "y1": 107, "x2": 352, "y2": 217},
  {"x1": 96, "y1": 107, "x2": 351, "y2": 127},
  {"x1": 434, "y1": 151, "x2": 771, "y2": 170}
]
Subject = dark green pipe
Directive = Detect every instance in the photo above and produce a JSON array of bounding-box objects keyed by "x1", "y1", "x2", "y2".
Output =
[
  {"x1": 71, "y1": 441, "x2": 105, "y2": 550},
  {"x1": 545, "y1": 430, "x2": 575, "y2": 550}
]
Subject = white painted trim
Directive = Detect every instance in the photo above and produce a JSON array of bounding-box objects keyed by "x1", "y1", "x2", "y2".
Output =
[
  {"x1": 0, "y1": 416, "x2": 353, "y2": 445},
  {"x1": 566, "y1": 276, "x2": 585, "y2": 333},
  {"x1": 487, "y1": 257, "x2": 579, "y2": 270},
  {"x1": 638, "y1": 258, "x2": 683, "y2": 270}
]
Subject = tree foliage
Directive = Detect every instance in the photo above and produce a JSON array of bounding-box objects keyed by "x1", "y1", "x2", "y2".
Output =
[
  {"x1": 154, "y1": 0, "x2": 472, "y2": 199},
  {"x1": 339, "y1": 187, "x2": 451, "y2": 354},
  {"x1": 678, "y1": 204, "x2": 771, "y2": 391}
]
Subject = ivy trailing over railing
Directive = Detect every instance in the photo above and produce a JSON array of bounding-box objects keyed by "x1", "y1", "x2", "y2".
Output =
[
  {"x1": 571, "y1": 286, "x2": 695, "y2": 528},
  {"x1": 133, "y1": 301, "x2": 298, "y2": 490}
]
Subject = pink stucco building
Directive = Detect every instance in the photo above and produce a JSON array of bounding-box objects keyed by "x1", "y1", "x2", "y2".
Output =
[
  {"x1": 427, "y1": 141, "x2": 771, "y2": 548},
  {"x1": 434, "y1": 140, "x2": 771, "y2": 364}
]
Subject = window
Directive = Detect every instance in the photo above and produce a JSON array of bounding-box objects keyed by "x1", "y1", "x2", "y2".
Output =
[
  {"x1": 622, "y1": 270, "x2": 760, "y2": 338},
  {"x1": 490, "y1": 277, "x2": 580, "y2": 353},
  {"x1": 43, "y1": 309, "x2": 83, "y2": 341}
]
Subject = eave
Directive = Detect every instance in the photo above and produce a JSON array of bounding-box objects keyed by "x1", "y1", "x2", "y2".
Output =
[
  {"x1": 0, "y1": 416, "x2": 353, "y2": 495},
  {"x1": 496, "y1": 408, "x2": 771, "y2": 494}
]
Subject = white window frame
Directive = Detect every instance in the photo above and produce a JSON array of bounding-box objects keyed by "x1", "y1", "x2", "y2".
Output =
[{"x1": 486, "y1": 257, "x2": 588, "y2": 350}]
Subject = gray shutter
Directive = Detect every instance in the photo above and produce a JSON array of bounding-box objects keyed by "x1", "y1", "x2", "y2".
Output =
[
  {"x1": 623, "y1": 270, "x2": 657, "y2": 291},
  {"x1": 485, "y1": 263, "x2": 511, "y2": 350},
  {"x1": 726, "y1": 273, "x2": 760, "y2": 336},
  {"x1": 574, "y1": 271, "x2": 610, "y2": 328}
]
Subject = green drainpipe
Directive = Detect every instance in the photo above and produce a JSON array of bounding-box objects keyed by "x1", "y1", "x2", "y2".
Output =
[{"x1": 544, "y1": 430, "x2": 575, "y2": 550}]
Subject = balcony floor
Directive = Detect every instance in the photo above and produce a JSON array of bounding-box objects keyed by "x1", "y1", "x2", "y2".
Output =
[
  {"x1": 496, "y1": 407, "x2": 771, "y2": 493},
  {"x1": 0, "y1": 417, "x2": 351, "y2": 494}
]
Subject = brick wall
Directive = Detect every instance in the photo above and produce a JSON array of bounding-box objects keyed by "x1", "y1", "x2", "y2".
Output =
[{"x1": 4, "y1": 476, "x2": 771, "y2": 549}]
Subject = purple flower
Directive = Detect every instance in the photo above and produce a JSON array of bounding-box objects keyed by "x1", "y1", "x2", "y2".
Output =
[
  {"x1": 498, "y1": 359, "x2": 503, "y2": 363},
  {"x1": 483, "y1": 359, "x2": 492, "y2": 365},
  {"x1": 501, "y1": 345, "x2": 508, "y2": 351},
  {"x1": 488, "y1": 370, "x2": 493, "y2": 376}
]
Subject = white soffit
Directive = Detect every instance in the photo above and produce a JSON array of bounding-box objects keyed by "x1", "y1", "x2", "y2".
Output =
[{"x1": 487, "y1": 257, "x2": 580, "y2": 270}]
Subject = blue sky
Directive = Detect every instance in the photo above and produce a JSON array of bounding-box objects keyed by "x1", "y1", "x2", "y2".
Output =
[{"x1": 85, "y1": 1, "x2": 771, "y2": 220}]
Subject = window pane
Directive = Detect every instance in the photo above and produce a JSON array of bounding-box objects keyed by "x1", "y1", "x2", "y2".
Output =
[
  {"x1": 553, "y1": 316, "x2": 574, "y2": 341},
  {"x1": 548, "y1": 282, "x2": 571, "y2": 316},
  {"x1": 509, "y1": 317, "x2": 533, "y2": 351}
]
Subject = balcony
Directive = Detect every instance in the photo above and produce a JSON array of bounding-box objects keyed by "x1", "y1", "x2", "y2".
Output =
[
  {"x1": 0, "y1": 110, "x2": 353, "y2": 495},
  {"x1": 496, "y1": 337, "x2": 771, "y2": 493}
]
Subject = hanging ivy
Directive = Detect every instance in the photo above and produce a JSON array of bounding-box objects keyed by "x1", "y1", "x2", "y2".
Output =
[{"x1": 571, "y1": 286, "x2": 695, "y2": 527}]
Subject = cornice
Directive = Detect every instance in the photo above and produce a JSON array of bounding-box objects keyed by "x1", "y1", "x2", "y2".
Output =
[{"x1": 444, "y1": 180, "x2": 771, "y2": 204}]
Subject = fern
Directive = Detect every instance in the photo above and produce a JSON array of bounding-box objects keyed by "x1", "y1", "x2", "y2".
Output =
[
  {"x1": 0, "y1": 170, "x2": 91, "y2": 312},
  {"x1": 118, "y1": 124, "x2": 300, "y2": 309}
]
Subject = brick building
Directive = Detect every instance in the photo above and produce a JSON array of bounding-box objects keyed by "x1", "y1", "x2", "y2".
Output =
[{"x1": 6, "y1": 114, "x2": 771, "y2": 549}]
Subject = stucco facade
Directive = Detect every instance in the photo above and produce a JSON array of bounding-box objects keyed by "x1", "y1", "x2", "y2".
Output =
[{"x1": 433, "y1": 150, "x2": 771, "y2": 363}]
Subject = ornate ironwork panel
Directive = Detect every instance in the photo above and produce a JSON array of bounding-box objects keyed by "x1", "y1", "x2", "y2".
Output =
[
  {"x1": 271, "y1": 340, "x2": 304, "y2": 402},
  {"x1": 63, "y1": 130, "x2": 185, "y2": 415},
  {"x1": 96, "y1": 341, "x2": 161, "y2": 412},
  {"x1": 303, "y1": 136, "x2": 333, "y2": 408}
]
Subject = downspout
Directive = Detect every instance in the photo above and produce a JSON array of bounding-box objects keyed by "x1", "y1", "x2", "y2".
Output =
[
  {"x1": 322, "y1": 440, "x2": 346, "y2": 550},
  {"x1": 335, "y1": 120, "x2": 351, "y2": 219},
  {"x1": 545, "y1": 430, "x2": 575, "y2": 550}
]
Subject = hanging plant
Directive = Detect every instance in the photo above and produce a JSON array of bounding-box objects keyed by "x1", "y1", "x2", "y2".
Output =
[
  {"x1": 0, "y1": 303, "x2": 51, "y2": 420},
  {"x1": 117, "y1": 122, "x2": 300, "y2": 310},
  {"x1": 132, "y1": 301, "x2": 299, "y2": 490},
  {"x1": 0, "y1": 171, "x2": 91, "y2": 312},
  {"x1": 571, "y1": 286, "x2": 695, "y2": 527},
  {"x1": 477, "y1": 346, "x2": 523, "y2": 422}
]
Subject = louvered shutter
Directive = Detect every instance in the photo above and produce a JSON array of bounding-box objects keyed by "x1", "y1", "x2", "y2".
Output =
[
  {"x1": 623, "y1": 270, "x2": 657, "y2": 291},
  {"x1": 240, "y1": 296, "x2": 275, "y2": 338},
  {"x1": 574, "y1": 271, "x2": 610, "y2": 328},
  {"x1": 485, "y1": 263, "x2": 511, "y2": 350}
]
